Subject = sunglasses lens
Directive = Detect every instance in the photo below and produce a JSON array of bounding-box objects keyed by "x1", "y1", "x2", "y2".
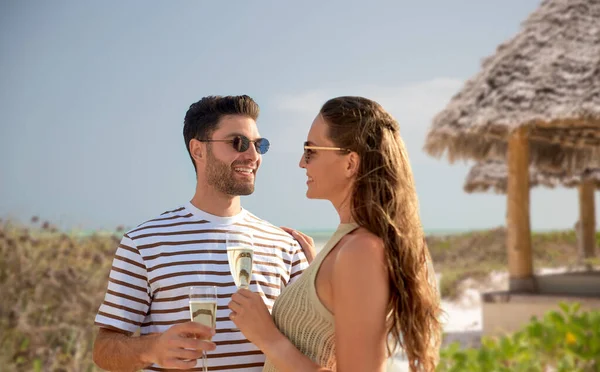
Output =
[
  {"x1": 256, "y1": 138, "x2": 270, "y2": 154},
  {"x1": 303, "y1": 142, "x2": 310, "y2": 163},
  {"x1": 233, "y1": 136, "x2": 249, "y2": 152}
]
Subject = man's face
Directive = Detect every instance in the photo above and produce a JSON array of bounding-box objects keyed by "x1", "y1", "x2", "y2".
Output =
[{"x1": 203, "y1": 115, "x2": 262, "y2": 196}]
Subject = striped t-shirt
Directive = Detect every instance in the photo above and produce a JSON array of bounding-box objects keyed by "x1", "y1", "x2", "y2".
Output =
[{"x1": 94, "y1": 202, "x2": 309, "y2": 371}]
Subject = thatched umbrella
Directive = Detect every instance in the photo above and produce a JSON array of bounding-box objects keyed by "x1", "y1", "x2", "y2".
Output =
[
  {"x1": 463, "y1": 160, "x2": 560, "y2": 193},
  {"x1": 424, "y1": 1, "x2": 600, "y2": 170},
  {"x1": 423, "y1": 0, "x2": 600, "y2": 291},
  {"x1": 464, "y1": 160, "x2": 598, "y2": 260},
  {"x1": 562, "y1": 168, "x2": 600, "y2": 188}
]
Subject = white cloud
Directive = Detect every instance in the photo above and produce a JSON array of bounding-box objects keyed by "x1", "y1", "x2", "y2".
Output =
[
  {"x1": 267, "y1": 77, "x2": 464, "y2": 153},
  {"x1": 275, "y1": 91, "x2": 330, "y2": 114},
  {"x1": 275, "y1": 78, "x2": 462, "y2": 119}
]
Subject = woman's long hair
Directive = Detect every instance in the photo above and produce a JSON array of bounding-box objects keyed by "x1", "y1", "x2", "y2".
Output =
[{"x1": 321, "y1": 96, "x2": 442, "y2": 371}]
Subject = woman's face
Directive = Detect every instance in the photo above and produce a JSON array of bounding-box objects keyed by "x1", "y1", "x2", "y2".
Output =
[{"x1": 299, "y1": 114, "x2": 353, "y2": 203}]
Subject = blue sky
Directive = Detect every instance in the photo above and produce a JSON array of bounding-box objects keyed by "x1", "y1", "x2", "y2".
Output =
[{"x1": 1, "y1": 0, "x2": 598, "y2": 232}]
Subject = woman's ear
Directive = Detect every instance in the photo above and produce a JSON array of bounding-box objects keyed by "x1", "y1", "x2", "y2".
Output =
[{"x1": 345, "y1": 152, "x2": 360, "y2": 178}]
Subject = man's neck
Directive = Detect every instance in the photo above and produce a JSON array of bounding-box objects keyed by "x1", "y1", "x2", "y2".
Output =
[{"x1": 190, "y1": 183, "x2": 242, "y2": 217}]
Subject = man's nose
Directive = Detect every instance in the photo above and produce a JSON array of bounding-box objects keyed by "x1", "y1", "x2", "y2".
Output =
[{"x1": 241, "y1": 142, "x2": 260, "y2": 161}]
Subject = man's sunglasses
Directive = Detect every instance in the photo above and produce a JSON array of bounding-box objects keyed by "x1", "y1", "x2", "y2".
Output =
[
  {"x1": 303, "y1": 141, "x2": 350, "y2": 163},
  {"x1": 199, "y1": 135, "x2": 270, "y2": 155}
]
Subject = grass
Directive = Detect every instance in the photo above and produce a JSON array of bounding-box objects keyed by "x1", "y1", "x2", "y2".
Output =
[
  {"x1": 426, "y1": 227, "x2": 598, "y2": 299},
  {"x1": 0, "y1": 218, "x2": 117, "y2": 372},
  {"x1": 0, "y1": 218, "x2": 597, "y2": 371}
]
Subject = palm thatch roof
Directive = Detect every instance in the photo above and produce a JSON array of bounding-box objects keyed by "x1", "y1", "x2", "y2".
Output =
[
  {"x1": 562, "y1": 167, "x2": 600, "y2": 188},
  {"x1": 464, "y1": 160, "x2": 600, "y2": 193},
  {"x1": 424, "y1": 0, "x2": 600, "y2": 172}
]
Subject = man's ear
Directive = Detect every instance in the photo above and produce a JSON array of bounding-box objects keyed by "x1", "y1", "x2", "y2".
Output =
[
  {"x1": 189, "y1": 139, "x2": 204, "y2": 163},
  {"x1": 345, "y1": 152, "x2": 360, "y2": 178}
]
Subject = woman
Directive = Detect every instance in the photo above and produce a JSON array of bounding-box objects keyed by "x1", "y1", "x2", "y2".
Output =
[{"x1": 228, "y1": 96, "x2": 442, "y2": 371}]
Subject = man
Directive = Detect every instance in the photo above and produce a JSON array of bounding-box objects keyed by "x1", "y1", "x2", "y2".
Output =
[{"x1": 93, "y1": 95, "x2": 309, "y2": 371}]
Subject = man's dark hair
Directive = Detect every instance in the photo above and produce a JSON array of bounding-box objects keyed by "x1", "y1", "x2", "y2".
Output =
[{"x1": 183, "y1": 95, "x2": 260, "y2": 171}]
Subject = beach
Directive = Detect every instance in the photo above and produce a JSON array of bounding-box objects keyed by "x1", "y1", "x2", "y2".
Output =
[{"x1": 2, "y1": 222, "x2": 594, "y2": 371}]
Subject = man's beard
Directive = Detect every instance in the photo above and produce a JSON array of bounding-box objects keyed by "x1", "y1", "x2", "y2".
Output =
[{"x1": 206, "y1": 147, "x2": 255, "y2": 196}]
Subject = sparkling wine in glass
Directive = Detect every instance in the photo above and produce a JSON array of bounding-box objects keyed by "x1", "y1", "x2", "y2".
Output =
[
  {"x1": 226, "y1": 228, "x2": 254, "y2": 290},
  {"x1": 189, "y1": 286, "x2": 217, "y2": 372}
]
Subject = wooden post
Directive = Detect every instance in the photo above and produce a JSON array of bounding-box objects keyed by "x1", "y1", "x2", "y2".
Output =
[
  {"x1": 578, "y1": 180, "x2": 596, "y2": 259},
  {"x1": 506, "y1": 127, "x2": 535, "y2": 292}
]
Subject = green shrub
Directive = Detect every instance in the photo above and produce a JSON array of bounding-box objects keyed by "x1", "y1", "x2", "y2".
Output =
[{"x1": 437, "y1": 302, "x2": 600, "y2": 372}]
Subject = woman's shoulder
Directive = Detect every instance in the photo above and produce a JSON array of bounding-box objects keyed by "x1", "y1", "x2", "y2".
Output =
[
  {"x1": 331, "y1": 227, "x2": 389, "y2": 296},
  {"x1": 336, "y1": 227, "x2": 386, "y2": 265}
]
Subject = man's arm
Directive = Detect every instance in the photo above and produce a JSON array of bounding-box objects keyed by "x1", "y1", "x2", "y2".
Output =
[
  {"x1": 93, "y1": 323, "x2": 216, "y2": 372},
  {"x1": 93, "y1": 328, "x2": 158, "y2": 372},
  {"x1": 92, "y1": 232, "x2": 153, "y2": 371}
]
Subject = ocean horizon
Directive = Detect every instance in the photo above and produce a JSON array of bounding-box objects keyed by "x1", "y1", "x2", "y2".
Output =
[
  {"x1": 63, "y1": 226, "x2": 574, "y2": 241},
  {"x1": 304, "y1": 228, "x2": 474, "y2": 243}
]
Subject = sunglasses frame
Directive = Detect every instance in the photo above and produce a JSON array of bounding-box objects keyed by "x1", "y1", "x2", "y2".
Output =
[
  {"x1": 199, "y1": 135, "x2": 270, "y2": 155},
  {"x1": 303, "y1": 141, "x2": 351, "y2": 163}
]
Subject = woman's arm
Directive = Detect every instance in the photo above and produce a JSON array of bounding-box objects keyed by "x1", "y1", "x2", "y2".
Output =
[
  {"x1": 265, "y1": 233, "x2": 390, "y2": 372},
  {"x1": 228, "y1": 290, "x2": 331, "y2": 371},
  {"x1": 228, "y1": 233, "x2": 389, "y2": 372},
  {"x1": 332, "y1": 233, "x2": 390, "y2": 372},
  {"x1": 280, "y1": 226, "x2": 316, "y2": 264}
]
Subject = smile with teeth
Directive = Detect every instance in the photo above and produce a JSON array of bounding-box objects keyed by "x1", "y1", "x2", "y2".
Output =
[{"x1": 234, "y1": 167, "x2": 254, "y2": 174}]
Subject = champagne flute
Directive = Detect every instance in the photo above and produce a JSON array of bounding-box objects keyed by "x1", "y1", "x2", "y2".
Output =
[
  {"x1": 226, "y1": 228, "x2": 254, "y2": 332},
  {"x1": 226, "y1": 228, "x2": 254, "y2": 290},
  {"x1": 189, "y1": 286, "x2": 217, "y2": 372}
]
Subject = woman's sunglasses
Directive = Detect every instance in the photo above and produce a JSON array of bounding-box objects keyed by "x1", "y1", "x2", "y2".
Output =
[
  {"x1": 303, "y1": 141, "x2": 350, "y2": 163},
  {"x1": 200, "y1": 135, "x2": 270, "y2": 155}
]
